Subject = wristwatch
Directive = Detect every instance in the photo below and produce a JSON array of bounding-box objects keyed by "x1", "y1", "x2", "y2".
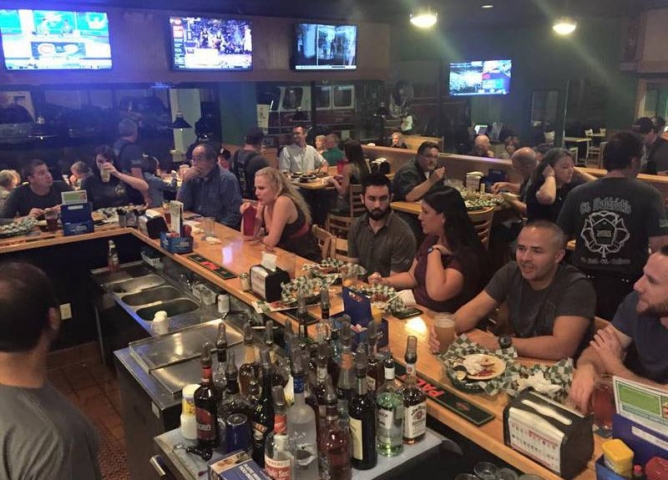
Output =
[
  {"x1": 427, "y1": 246, "x2": 442, "y2": 255},
  {"x1": 498, "y1": 334, "x2": 513, "y2": 349}
]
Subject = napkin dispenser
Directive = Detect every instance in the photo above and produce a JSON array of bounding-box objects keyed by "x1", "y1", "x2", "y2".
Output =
[
  {"x1": 138, "y1": 215, "x2": 168, "y2": 239},
  {"x1": 503, "y1": 390, "x2": 593, "y2": 479},
  {"x1": 249, "y1": 265, "x2": 290, "y2": 302}
]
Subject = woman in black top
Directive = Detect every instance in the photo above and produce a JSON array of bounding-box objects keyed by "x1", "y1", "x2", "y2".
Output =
[{"x1": 82, "y1": 145, "x2": 149, "y2": 210}]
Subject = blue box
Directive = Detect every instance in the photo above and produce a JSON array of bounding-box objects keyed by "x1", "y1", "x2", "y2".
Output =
[
  {"x1": 61, "y1": 203, "x2": 93, "y2": 236},
  {"x1": 331, "y1": 313, "x2": 389, "y2": 350},
  {"x1": 595, "y1": 456, "x2": 626, "y2": 480},
  {"x1": 159, "y1": 232, "x2": 193, "y2": 254},
  {"x1": 612, "y1": 414, "x2": 668, "y2": 465},
  {"x1": 208, "y1": 450, "x2": 272, "y2": 480}
]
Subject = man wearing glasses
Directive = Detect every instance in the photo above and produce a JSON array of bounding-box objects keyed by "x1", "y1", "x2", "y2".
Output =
[{"x1": 392, "y1": 141, "x2": 445, "y2": 241}]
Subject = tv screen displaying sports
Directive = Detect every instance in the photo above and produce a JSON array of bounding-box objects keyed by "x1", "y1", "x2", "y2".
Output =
[
  {"x1": 449, "y1": 60, "x2": 512, "y2": 96},
  {"x1": 170, "y1": 16, "x2": 252, "y2": 71},
  {"x1": 0, "y1": 9, "x2": 112, "y2": 70},
  {"x1": 294, "y1": 23, "x2": 357, "y2": 71}
]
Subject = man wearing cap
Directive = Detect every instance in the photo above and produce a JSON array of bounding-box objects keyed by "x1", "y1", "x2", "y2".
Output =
[
  {"x1": 633, "y1": 117, "x2": 668, "y2": 175},
  {"x1": 230, "y1": 127, "x2": 269, "y2": 200}
]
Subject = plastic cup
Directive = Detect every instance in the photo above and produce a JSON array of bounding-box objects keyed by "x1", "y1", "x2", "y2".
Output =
[
  {"x1": 592, "y1": 374, "x2": 615, "y2": 431},
  {"x1": 434, "y1": 312, "x2": 456, "y2": 353},
  {"x1": 100, "y1": 168, "x2": 111, "y2": 183},
  {"x1": 202, "y1": 217, "x2": 216, "y2": 239}
]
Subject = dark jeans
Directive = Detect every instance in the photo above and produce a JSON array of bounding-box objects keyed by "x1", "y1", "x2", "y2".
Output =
[{"x1": 582, "y1": 269, "x2": 639, "y2": 320}]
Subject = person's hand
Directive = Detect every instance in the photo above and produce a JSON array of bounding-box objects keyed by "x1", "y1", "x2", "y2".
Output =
[
  {"x1": 368, "y1": 272, "x2": 382, "y2": 286},
  {"x1": 429, "y1": 323, "x2": 441, "y2": 354},
  {"x1": 28, "y1": 208, "x2": 45, "y2": 218},
  {"x1": 591, "y1": 328, "x2": 626, "y2": 376},
  {"x1": 465, "y1": 329, "x2": 499, "y2": 351},
  {"x1": 542, "y1": 164, "x2": 555, "y2": 179},
  {"x1": 240, "y1": 202, "x2": 253, "y2": 215},
  {"x1": 569, "y1": 363, "x2": 597, "y2": 413},
  {"x1": 102, "y1": 162, "x2": 119, "y2": 177},
  {"x1": 326, "y1": 176, "x2": 339, "y2": 186},
  {"x1": 430, "y1": 167, "x2": 446, "y2": 183},
  {"x1": 181, "y1": 166, "x2": 201, "y2": 182},
  {"x1": 491, "y1": 182, "x2": 509, "y2": 194}
]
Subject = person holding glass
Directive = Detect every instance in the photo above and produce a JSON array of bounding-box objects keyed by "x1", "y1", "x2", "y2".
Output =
[
  {"x1": 82, "y1": 145, "x2": 149, "y2": 210},
  {"x1": 240, "y1": 167, "x2": 321, "y2": 261}
]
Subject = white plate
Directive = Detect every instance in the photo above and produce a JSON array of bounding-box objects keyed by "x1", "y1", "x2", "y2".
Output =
[{"x1": 462, "y1": 354, "x2": 506, "y2": 380}]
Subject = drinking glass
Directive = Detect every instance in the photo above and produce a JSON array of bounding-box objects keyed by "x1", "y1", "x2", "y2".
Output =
[
  {"x1": 277, "y1": 252, "x2": 297, "y2": 279},
  {"x1": 592, "y1": 374, "x2": 615, "y2": 431},
  {"x1": 433, "y1": 312, "x2": 456, "y2": 353},
  {"x1": 45, "y1": 208, "x2": 58, "y2": 233},
  {"x1": 202, "y1": 217, "x2": 216, "y2": 239},
  {"x1": 474, "y1": 462, "x2": 499, "y2": 480}
]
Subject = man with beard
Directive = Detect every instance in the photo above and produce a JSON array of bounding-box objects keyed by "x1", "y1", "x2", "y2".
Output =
[
  {"x1": 348, "y1": 173, "x2": 416, "y2": 278},
  {"x1": 429, "y1": 221, "x2": 596, "y2": 360},
  {"x1": 570, "y1": 248, "x2": 668, "y2": 412}
]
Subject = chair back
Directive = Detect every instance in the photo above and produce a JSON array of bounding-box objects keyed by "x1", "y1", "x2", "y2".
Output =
[
  {"x1": 334, "y1": 237, "x2": 356, "y2": 263},
  {"x1": 327, "y1": 215, "x2": 354, "y2": 239},
  {"x1": 312, "y1": 225, "x2": 335, "y2": 259},
  {"x1": 468, "y1": 206, "x2": 495, "y2": 249},
  {"x1": 349, "y1": 184, "x2": 365, "y2": 217},
  {"x1": 584, "y1": 129, "x2": 594, "y2": 137}
]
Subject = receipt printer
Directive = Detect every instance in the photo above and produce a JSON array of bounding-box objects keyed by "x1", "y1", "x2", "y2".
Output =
[
  {"x1": 504, "y1": 390, "x2": 593, "y2": 479},
  {"x1": 249, "y1": 265, "x2": 291, "y2": 302}
]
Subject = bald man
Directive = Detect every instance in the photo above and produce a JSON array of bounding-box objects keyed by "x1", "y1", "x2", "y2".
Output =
[
  {"x1": 469, "y1": 134, "x2": 494, "y2": 158},
  {"x1": 491, "y1": 147, "x2": 538, "y2": 216}
]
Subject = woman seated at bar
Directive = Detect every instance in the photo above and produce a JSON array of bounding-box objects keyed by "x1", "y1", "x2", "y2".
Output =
[
  {"x1": 525, "y1": 147, "x2": 594, "y2": 223},
  {"x1": 69, "y1": 161, "x2": 92, "y2": 190},
  {"x1": 327, "y1": 139, "x2": 370, "y2": 212},
  {"x1": 0, "y1": 170, "x2": 20, "y2": 213},
  {"x1": 240, "y1": 167, "x2": 321, "y2": 261},
  {"x1": 374, "y1": 184, "x2": 489, "y2": 312},
  {"x1": 82, "y1": 145, "x2": 149, "y2": 210}
]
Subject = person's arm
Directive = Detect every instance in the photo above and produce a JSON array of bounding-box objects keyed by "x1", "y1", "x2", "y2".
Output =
[
  {"x1": 221, "y1": 175, "x2": 242, "y2": 227},
  {"x1": 505, "y1": 196, "x2": 528, "y2": 216},
  {"x1": 574, "y1": 167, "x2": 597, "y2": 183},
  {"x1": 262, "y1": 196, "x2": 296, "y2": 248},
  {"x1": 383, "y1": 259, "x2": 419, "y2": 290},
  {"x1": 318, "y1": 153, "x2": 329, "y2": 173},
  {"x1": 491, "y1": 182, "x2": 520, "y2": 194},
  {"x1": 535, "y1": 165, "x2": 557, "y2": 205},
  {"x1": 405, "y1": 167, "x2": 445, "y2": 202},
  {"x1": 105, "y1": 164, "x2": 149, "y2": 193},
  {"x1": 513, "y1": 315, "x2": 590, "y2": 359},
  {"x1": 453, "y1": 290, "x2": 500, "y2": 333},
  {"x1": 423, "y1": 245, "x2": 464, "y2": 301},
  {"x1": 278, "y1": 149, "x2": 290, "y2": 172},
  {"x1": 329, "y1": 164, "x2": 351, "y2": 195}
]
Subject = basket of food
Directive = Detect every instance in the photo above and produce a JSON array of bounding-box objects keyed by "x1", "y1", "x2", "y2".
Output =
[{"x1": 0, "y1": 217, "x2": 37, "y2": 239}]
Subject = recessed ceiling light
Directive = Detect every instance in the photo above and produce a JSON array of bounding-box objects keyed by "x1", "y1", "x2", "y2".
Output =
[
  {"x1": 553, "y1": 16, "x2": 577, "y2": 35},
  {"x1": 482, "y1": 5, "x2": 494, "y2": 9},
  {"x1": 410, "y1": 8, "x2": 438, "y2": 28}
]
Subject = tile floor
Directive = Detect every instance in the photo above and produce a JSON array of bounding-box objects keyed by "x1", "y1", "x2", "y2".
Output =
[{"x1": 48, "y1": 342, "x2": 131, "y2": 479}]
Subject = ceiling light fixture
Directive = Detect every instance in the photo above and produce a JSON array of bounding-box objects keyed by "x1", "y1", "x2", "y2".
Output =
[
  {"x1": 410, "y1": 7, "x2": 438, "y2": 28},
  {"x1": 170, "y1": 112, "x2": 192, "y2": 129},
  {"x1": 482, "y1": 5, "x2": 494, "y2": 9},
  {"x1": 552, "y1": 16, "x2": 577, "y2": 35}
]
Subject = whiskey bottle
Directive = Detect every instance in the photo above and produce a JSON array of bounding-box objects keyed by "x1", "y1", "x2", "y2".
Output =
[{"x1": 402, "y1": 336, "x2": 426, "y2": 444}]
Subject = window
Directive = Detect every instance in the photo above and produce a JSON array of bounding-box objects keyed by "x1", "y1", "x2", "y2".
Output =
[
  {"x1": 315, "y1": 86, "x2": 331, "y2": 109},
  {"x1": 282, "y1": 87, "x2": 304, "y2": 110},
  {"x1": 333, "y1": 85, "x2": 354, "y2": 109}
]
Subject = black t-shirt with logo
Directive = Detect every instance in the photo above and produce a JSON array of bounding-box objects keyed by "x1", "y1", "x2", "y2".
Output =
[{"x1": 82, "y1": 175, "x2": 130, "y2": 210}]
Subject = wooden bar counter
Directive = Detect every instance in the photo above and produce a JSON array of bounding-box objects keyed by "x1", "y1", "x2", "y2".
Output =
[{"x1": 0, "y1": 220, "x2": 601, "y2": 480}]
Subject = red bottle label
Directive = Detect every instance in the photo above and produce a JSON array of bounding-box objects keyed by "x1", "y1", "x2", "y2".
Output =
[{"x1": 195, "y1": 407, "x2": 216, "y2": 440}]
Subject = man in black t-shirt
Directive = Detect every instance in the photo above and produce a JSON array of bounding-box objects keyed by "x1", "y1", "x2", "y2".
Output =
[
  {"x1": 558, "y1": 132, "x2": 668, "y2": 319},
  {"x1": 230, "y1": 127, "x2": 269, "y2": 200},
  {"x1": 113, "y1": 118, "x2": 147, "y2": 204},
  {"x1": 2, "y1": 159, "x2": 71, "y2": 218},
  {"x1": 633, "y1": 117, "x2": 668, "y2": 174}
]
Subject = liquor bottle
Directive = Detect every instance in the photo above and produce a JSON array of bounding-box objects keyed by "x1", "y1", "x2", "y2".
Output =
[
  {"x1": 107, "y1": 240, "x2": 119, "y2": 272},
  {"x1": 402, "y1": 336, "x2": 426, "y2": 444},
  {"x1": 239, "y1": 321, "x2": 260, "y2": 396},
  {"x1": 220, "y1": 351, "x2": 251, "y2": 421},
  {"x1": 319, "y1": 378, "x2": 351, "y2": 480},
  {"x1": 336, "y1": 320, "x2": 353, "y2": 423},
  {"x1": 252, "y1": 347, "x2": 275, "y2": 467},
  {"x1": 297, "y1": 291, "x2": 309, "y2": 351},
  {"x1": 265, "y1": 386, "x2": 293, "y2": 480},
  {"x1": 313, "y1": 343, "x2": 330, "y2": 424},
  {"x1": 376, "y1": 355, "x2": 404, "y2": 457},
  {"x1": 286, "y1": 352, "x2": 319, "y2": 480},
  {"x1": 194, "y1": 342, "x2": 219, "y2": 450},
  {"x1": 305, "y1": 370, "x2": 319, "y2": 417},
  {"x1": 348, "y1": 350, "x2": 377, "y2": 470},
  {"x1": 320, "y1": 286, "x2": 330, "y2": 322},
  {"x1": 249, "y1": 373, "x2": 261, "y2": 406},
  {"x1": 366, "y1": 322, "x2": 383, "y2": 395},
  {"x1": 328, "y1": 327, "x2": 341, "y2": 386},
  {"x1": 213, "y1": 323, "x2": 228, "y2": 397},
  {"x1": 284, "y1": 321, "x2": 296, "y2": 358}
]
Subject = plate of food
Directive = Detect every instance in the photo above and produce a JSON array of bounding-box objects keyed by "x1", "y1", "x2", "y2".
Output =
[{"x1": 460, "y1": 354, "x2": 506, "y2": 381}]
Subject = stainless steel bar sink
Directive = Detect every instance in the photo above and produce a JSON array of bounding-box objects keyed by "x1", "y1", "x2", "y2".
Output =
[
  {"x1": 136, "y1": 298, "x2": 200, "y2": 321},
  {"x1": 122, "y1": 286, "x2": 183, "y2": 306}
]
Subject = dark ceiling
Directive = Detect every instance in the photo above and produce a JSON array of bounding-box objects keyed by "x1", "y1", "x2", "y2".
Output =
[{"x1": 10, "y1": 0, "x2": 668, "y2": 27}]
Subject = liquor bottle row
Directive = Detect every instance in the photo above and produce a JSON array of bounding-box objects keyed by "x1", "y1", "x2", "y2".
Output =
[{"x1": 192, "y1": 316, "x2": 428, "y2": 480}]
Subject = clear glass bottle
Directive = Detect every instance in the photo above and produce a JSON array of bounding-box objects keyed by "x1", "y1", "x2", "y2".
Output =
[
  {"x1": 319, "y1": 378, "x2": 351, "y2": 480},
  {"x1": 336, "y1": 321, "x2": 353, "y2": 424},
  {"x1": 252, "y1": 347, "x2": 275, "y2": 467},
  {"x1": 239, "y1": 321, "x2": 260, "y2": 396},
  {"x1": 366, "y1": 321, "x2": 383, "y2": 395},
  {"x1": 402, "y1": 336, "x2": 426, "y2": 444},
  {"x1": 376, "y1": 355, "x2": 404, "y2": 457},
  {"x1": 265, "y1": 386, "x2": 294, "y2": 480},
  {"x1": 286, "y1": 352, "x2": 319, "y2": 480},
  {"x1": 349, "y1": 350, "x2": 377, "y2": 470},
  {"x1": 213, "y1": 323, "x2": 228, "y2": 398},
  {"x1": 220, "y1": 351, "x2": 251, "y2": 422}
]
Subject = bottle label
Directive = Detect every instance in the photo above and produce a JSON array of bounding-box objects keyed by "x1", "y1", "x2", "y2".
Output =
[
  {"x1": 367, "y1": 376, "x2": 376, "y2": 391},
  {"x1": 404, "y1": 402, "x2": 427, "y2": 439},
  {"x1": 195, "y1": 407, "x2": 216, "y2": 440},
  {"x1": 349, "y1": 417, "x2": 363, "y2": 460},
  {"x1": 253, "y1": 421, "x2": 268, "y2": 441},
  {"x1": 405, "y1": 363, "x2": 416, "y2": 376},
  {"x1": 378, "y1": 405, "x2": 394, "y2": 431},
  {"x1": 265, "y1": 455, "x2": 291, "y2": 480}
]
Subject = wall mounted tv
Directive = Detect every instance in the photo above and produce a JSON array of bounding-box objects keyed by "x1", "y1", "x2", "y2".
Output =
[
  {"x1": 0, "y1": 9, "x2": 112, "y2": 71},
  {"x1": 449, "y1": 60, "x2": 512, "y2": 96},
  {"x1": 170, "y1": 16, "x2": 252, "y2": 71},
  {"x1": 294, "y1": 23, "x2": 357, "y2": 71}
]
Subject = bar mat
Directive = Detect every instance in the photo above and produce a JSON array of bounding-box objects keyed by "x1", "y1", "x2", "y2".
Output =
[
  {"x1": 186, "y1": 253, "x2": 236, "y2": 279},
  {"x1": 283, "y1": 309, "x2": 320, "y2": 327},
  {"x1": 394, "y1": 359, "x2": 495, "y2": 426}
]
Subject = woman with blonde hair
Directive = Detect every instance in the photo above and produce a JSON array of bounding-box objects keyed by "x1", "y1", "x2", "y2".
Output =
[
  {"x1": 0, "y1": 169, "x2": 20, "y2": 213},
  {"x1": 314, "y1": 134, "x2": 326, "y2": 155},
  {"x1": 240, "y1": 167, "x2": 321, "y2": 261}
]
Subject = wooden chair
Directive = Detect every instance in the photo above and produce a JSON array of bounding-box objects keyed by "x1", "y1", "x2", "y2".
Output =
[
  {"x1": 325, "y1": 184, "x2": 364, "y2": 238},
  {"x1": 468, "y1": 206, "x2": 495, "y2": 250},
  {"x1": 312, "y1": 225, "x2": 335, "y2": 259},
  {"x1": 333, "y1": 237, "x2": 356, "y2": 263}
]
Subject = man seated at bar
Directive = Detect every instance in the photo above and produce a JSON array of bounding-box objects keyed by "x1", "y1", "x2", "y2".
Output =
[
  {"x1": 491, "y1": 147, "x2": 538, "y2": 217},
  {"x1": 557, "y1": 132, "x2": 668, "y2": 320},
  {"x1": 376, "y1": 185, "x2": 488, "y2": 313},
  {"x1": 2, "y1": 159, "x2": 71, "y2": 219},
  {"x1": 177, "y1": 143, "x2": 242, "y2": 228},
  {"x1": 0, "y1": 262, "x2": 101, "y2": 478},
  {"x1": 429, "y1": 221, "x2": 596, "y2": 360},
  {"x1": 468, "y1": 134, "x2": 494, "y2": 158},
  {"x1": 279, "y1": 125, "x2": 328, "y2": 174},
  {"x1": 348, "y1": 173, "x2": 416, "y2": 278},
  {"x1": 570, "y1": 248, "x2": 668, "y2": 413},
  {"x1": 633, "y1": 117, "x2": 668, "y2": 175}
]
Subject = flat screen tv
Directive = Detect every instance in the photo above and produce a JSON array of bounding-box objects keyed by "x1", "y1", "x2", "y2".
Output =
[
  {"x1": 170, "y1": 16, "x2": 252, "y2": 71},
  {"x1": 0, "y1": 9, "x2": 112, "y2": 70},
  {"x1": 294, "y1": 23, "x2": 357, "y2": 71},
  {"x1": 449, "y1": 60, "x2": 512, "y2": 96}
]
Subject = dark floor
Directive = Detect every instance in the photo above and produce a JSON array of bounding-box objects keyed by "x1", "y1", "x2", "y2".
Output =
[{"x1": 48, "y1": 342, "x2": 131, "y2": 480}]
